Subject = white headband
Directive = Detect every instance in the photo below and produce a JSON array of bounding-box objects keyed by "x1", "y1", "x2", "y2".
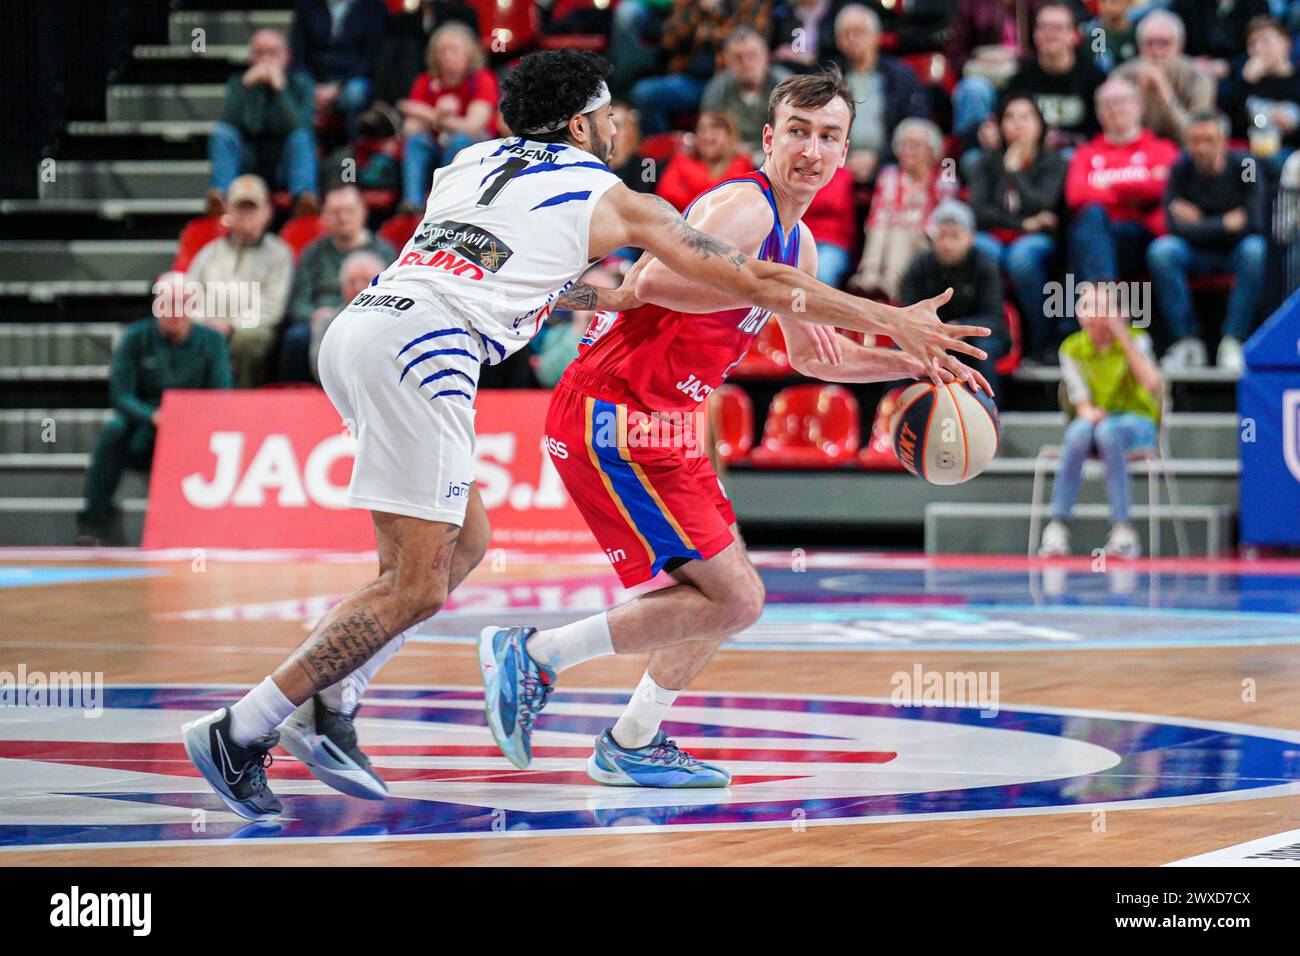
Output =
[{"x1": 521, "y1": 81, "x2": 611, "y2": 135}]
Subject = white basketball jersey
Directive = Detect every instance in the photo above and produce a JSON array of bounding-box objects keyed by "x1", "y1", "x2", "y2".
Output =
[{"x1": 377, "y1": 137, "x2": 623, "y2": 364}]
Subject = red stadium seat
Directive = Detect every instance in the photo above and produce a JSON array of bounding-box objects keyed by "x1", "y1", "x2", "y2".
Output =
[
  {"x1": 280, "y1": 214, "x2": 327, "y2": 261},
  {"x1": 711, "y1": 384, "x2": 754, "y2": 464},
  {"x1": 749, "y1": 384, "x2": 861, "y2": 468},
  {"x1": 1191, "y1": 273, "x2": 1236, "y2": 293},
  {"x1": 899, "y1": 52, "x2": 954, "y2": 94},
  {"x1": 732, "y1": 320, "x2": 793, "y2": 379},
  {"x1": 469, "y1": 0, "x2": 539, "y2": 56},
  {"x1": 360, "y1": 189, "x2": 399, "y2": 214},
  {"x1": 996, "y1": 299, "x2": 1022, "y2": 376},
  {"x1": 859, "y1": 385, "x2": 908, "y2": 471},
  {"x1": 639, "y1": 131, "x2": 687, "y2": 167},
  {"x1": 172, "y1": 215, "x2": 228, "y2": 272},
  {"x1": 378, "y1": 211, "x2": 421, "y2": 251}
]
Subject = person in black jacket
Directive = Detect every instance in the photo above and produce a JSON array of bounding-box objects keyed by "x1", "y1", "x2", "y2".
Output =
[
  {"x1": 901, "y1": 200, "x2": 1009, "y2": 391},
  {"x1": 1146, "y1": 109, "x2": 1269, "y2": 373},
  {"x1": 968, "y1": 94, "x2": 1067, "y2": 362},
  {"x1": 291, "y1": 0, "x2": 389, "y2": 134},
  {"x1": 1001, "y1": 1, "x2": 1106, "y2": 149},
  {"x1": 833, "y1": 4, "x2": 932, "y2": 184},
  {"x1": 1170, "y1": 0, "x2": 1271, "y2": 80}
]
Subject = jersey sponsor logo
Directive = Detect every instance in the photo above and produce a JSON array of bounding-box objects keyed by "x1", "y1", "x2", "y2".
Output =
[
  {"x1": 412, "y1": 218, "x2": 514, "y2": 273},
  {"x1": 444, "y1": 480, "x2": 471, "y2": 500},
  {"x1": 543, "y1": 435, "x2": 569, "y2": 460},
  {"x1": 348, "y1": 292, "x2": 415, "y2": 313},
  {"x1": 737, "y1": 305, "x2": 772, "y2": 335},
  {"x1": 399, "y1": 249, "x2": 486, "y2": 281},
  {"x1": 675, "y1": 373, "x2": 714, "y2": 404},
  {"x1": 579, "y1": 310, "x2": 618, "y2": 348}
]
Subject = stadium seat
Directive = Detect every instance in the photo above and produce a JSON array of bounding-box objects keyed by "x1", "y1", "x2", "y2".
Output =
[
  {"x1": 899, "y1": 52, "x2": 954, "y2": 94},
  {"x1": 469, "y1": 0, "x2": 540, "y2": 56},
  {"x1": 280, "y1": 215, "x2": 327, "y2": 261},
  {"x1": 361, "y1": 189, "x2": 399, "y2": 214},
  {"x1": 640, "y1": 131, "x2": 687, "y2": 168},
  {"x1": 1190, "y1": 273, "x2": 1236, "y2": 293},
  {"x1": 859, "y1": 385, "x2": 908, "y2": 471},
  {"x1": 732, "y1": 320, "x2": 793, "y2": 379},
  {"x1": 996, "y1": 299, "x2": 1022, "y2": 376},
  {"x1": 379, "y1": 211, "x2": 421, "y2": 252},
  {"x1": 749, "y1": 384, "x2": 861, "y2": 468},
  {"x1": 711, "y1": 384, "x2": 754, "y2": 464},
  {"x1": 172, "y1": 215, "x2": 229, "y2": 272}
]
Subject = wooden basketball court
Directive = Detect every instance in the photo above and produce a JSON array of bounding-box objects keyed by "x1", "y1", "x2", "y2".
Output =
[{"x1": 2, "y1": 548, "x2": 1299, "y2": 866}]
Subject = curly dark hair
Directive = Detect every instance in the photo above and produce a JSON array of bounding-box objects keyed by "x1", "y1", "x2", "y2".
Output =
[{"x1": 500, "y1": 49, "x2": 612, "y2": 143}]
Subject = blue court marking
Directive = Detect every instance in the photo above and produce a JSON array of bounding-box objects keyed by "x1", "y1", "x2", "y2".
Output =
[{"x1": 0, "y1": 567, "x2": 162, "y2": 590}]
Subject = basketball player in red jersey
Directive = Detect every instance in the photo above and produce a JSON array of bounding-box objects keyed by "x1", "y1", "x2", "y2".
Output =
[{"x1": 478, "y1": 69, "x2": 994, "y2": 787}]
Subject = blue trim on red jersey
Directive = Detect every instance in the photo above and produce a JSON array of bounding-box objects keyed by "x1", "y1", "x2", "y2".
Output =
[{"x1": 681, "y1": 169, "x2": 799, "y2": 267}]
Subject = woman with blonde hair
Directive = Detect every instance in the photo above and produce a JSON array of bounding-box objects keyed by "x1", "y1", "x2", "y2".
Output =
[
  {"x1": 848, "y1": 117, "x2": 957, "y2": 301},
  {"x1": 398, "y1": 22, "x2": 499, "y2": 211}
]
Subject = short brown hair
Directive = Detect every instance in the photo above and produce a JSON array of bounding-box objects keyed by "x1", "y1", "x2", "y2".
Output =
[
  {"x1": 767, "y1": 66, "x2": 857, "y2": 128},
  {"x1": 1245, "y1": 15, "x2": 1288, "y2": 45}
]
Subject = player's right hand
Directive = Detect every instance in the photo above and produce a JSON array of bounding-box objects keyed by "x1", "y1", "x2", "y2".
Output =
[{"x1": 889, "y1": 289, "x2": 990, "y2": 390}]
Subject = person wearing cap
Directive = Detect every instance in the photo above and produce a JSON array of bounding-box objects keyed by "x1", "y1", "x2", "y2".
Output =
[
  {"x1": 210, "y1": 28, "x2": 319, "y2": 216},
  {"x1": 899, "y1": 199, "x2": 1008, "y2": 391},
  {"x1": 76, "y1": 274, "x2": 233, "y2": 545},
  {"x1": 186, "y1": 175, "x2": 295, "y2": 388}
]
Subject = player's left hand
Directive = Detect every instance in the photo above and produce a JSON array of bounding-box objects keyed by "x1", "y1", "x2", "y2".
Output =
[{"x1": 808, "y1": 323, "x2": 844, "y2": 366}]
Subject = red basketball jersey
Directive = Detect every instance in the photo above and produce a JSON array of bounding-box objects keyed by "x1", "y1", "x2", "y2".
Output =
[{"x1": 570, "y1": 170, "x2": 802, "y2": 412}]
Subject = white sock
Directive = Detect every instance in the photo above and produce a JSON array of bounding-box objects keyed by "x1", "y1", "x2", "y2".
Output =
[
  {"x1": 318, "y1": 626, "x2": 411, "y2": 715},
  {"x1": 228, "y1": 676, "x2": 296, "y2": 747},
  {"x1": 611, "y1": 670, "x2": 680, "y2": 749},
  {"x1": 526, "y1": 612, "x2": 614, "y2": 674}
]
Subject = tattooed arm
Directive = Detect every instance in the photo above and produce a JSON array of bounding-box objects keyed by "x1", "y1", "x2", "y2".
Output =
[
  {"x1": 553, "y1": 278, "x2": 642, "y2": 313},
  {"x1": 588, "y1": 185, "x2": 989, "y2": 387}
]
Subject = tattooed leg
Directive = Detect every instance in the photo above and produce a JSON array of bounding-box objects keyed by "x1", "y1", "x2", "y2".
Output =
[{"x1": 269, "y1": 511, "x2": 462, "y2": 704}]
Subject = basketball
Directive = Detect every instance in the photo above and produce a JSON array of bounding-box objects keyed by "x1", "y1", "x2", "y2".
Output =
[{"x1": 891, "y1": 381, "x2": 1000, "y2": 485}]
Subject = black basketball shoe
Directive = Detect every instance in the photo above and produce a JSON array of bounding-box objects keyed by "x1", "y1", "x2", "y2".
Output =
[
  {"x1": 181, "y1": 707, "x2": 283, "y2": 821},
  {"x1": 278, "y1": 696, "x2": 388, "y2": 800}
]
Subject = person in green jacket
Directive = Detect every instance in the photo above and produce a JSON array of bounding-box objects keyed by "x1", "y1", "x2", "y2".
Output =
[
  {"x1": 1039, "y1": 284, "x2": 1164, "y2": 559},
  {"x1": 77, "y1": 274, "x2": 234, "y2": 544},
  {"x1": 209, "y1": 28, "x2": 319, "y2": 215}
]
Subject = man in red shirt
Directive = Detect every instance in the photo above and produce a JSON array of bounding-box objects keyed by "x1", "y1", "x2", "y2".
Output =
[{"x1": 1066, "y1": 76, "x2": 1179, "y2": 283}]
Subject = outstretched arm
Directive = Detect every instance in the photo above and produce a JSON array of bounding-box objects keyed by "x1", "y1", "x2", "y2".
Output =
[{"x1": 589, "y1": 185, "x2": 990, "y2": 386}]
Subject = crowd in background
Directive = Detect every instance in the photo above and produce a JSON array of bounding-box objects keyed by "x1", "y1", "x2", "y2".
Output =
[{"x1": 81, "y1": 0, "x2": 1300, "y2": 544}]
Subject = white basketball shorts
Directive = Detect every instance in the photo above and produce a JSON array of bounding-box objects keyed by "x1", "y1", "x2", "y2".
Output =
[{"x1": 317, "y1": 282, "x2": 482, "y2": 526}]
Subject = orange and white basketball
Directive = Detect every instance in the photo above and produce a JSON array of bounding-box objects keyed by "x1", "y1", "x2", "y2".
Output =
[{"x1": 890, "y1": 381, "x2": 1000, "y2": 485}]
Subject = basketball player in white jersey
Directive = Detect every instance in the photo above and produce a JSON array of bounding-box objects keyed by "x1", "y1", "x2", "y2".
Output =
[{"x1": 182, "y1": 49, "x2": 990, "y2": 820}]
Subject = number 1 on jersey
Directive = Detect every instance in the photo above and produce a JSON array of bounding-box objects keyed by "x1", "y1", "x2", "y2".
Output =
[{"x1": 478, "y1": 157, "x2": 529, "y2": 207}]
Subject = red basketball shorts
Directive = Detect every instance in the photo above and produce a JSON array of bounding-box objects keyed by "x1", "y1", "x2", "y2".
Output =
[{"x1": 545, "y1": 367, "x2": 736, "y2": 587}]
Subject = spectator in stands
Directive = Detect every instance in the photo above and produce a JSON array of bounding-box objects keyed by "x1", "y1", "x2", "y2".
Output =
[
  {"x1": 803, "y1": 166, "x2": 858, "y2": 287},
  {"x1": 373, "y1": 0, "x2": 480, "y2": 106},
  {"x1": 609, "y1": 0, "x2": 675, "y2": 96},
  {"x1": 1218, "y1": 16, "x2": 1300, "y2": 155},
  {"x1": 1147, "y1": 110, "x2": 1268, "y2": 372},
  {"x1": 1083, "y1": 0, "x2": 1139, "y2": 72},
  {"x1": 291, "y1": 0, "x2": 388, "y2": 134},
  {"x1": 1039, "y1": 285, "x2": 1164, "y2": 559},
  {"x1": 1066, "y1": 77, "x2": 1179, "y2": 284},
  {"x1": 1002, "y1": 1, "x2": 1107, "y2": 149},
  {"x1": 772, "y1": 0, "x2": 841, "y2": 72},
  {"x1": 948, "y1": 0, "x2": 1042, "y2": 138},
  {"x1": 308, "y1": 249, "x2": 388, "y2": 381},
  {"x1": 398, "y1": 22, "x2": 499, "y2": 212},
  {"x1": 1112, "y1": 10, "x2": 1215, "y2": 142},
  {"x1": 1169, "y1": 0, "x2": 1271, "y2": 80},
  {"x1": 630, "y1": 0, "x2": 773, "y2": 136},
  {"x1": 655, "y1": 112, "x2": 754, "y2": 212},
  {"x1": 76, "y1": 273, "x2": 232, "y2": 545},
  {"x1": 209, "y1": 28, "x2": 318, "y2": 216},
  {"x1": 848, "y1": 118, "x2": 958, "y2": 300},
  {"x1": 186, "y1": 175, "x2": 294, "y2": 388},
  {"x1": 700, "y1": 28, "x2": 792, "y2": 156},
  {"x1": 968, "y1": 95, "x2": 1067, "y2": 362},
  {"x1": 900, "y1": 200, "x2": 1009, "y2": 391},
  {"x1": 833, "y1": 4, "x2": 930, "y2": 185},
  {"x1": 281, "y1": 184, "x2": 396, "y2": 381},
  {"x1": 860, "y1": 0, "x2": 954, "y2": 53},
  {"x1": 610, "y1": 103, "x2": 655, "y2": 195}
]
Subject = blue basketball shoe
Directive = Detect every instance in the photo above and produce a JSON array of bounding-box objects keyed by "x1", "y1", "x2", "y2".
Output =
[
  {"x1": 478, "y1": 626, "x2": 556, "y2": 769},
  {"x1": 587, "y1": 728, "x2": 732, "y2": 788}
]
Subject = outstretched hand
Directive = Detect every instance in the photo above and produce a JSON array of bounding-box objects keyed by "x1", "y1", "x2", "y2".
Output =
[{"x1": 889, "y1": 288, "x2": 993, "y2": 395}]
